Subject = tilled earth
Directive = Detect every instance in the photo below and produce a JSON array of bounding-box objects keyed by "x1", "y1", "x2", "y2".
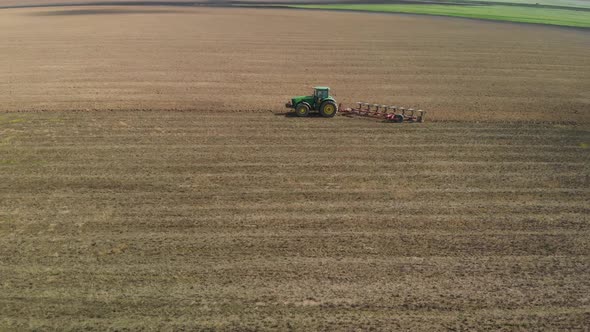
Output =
[
  {"x1": 0, "y1": 6, "x2": 589, "y2": 122},
  {"x1": 1, "y1": 111, "x2": 589, "y2": 330},
  {"x1": 1, "y1": 3, "x2": 589, "y2": 330}
]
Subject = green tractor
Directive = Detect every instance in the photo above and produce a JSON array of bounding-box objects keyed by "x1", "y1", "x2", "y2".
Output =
[{"x1": 285, "y1": 86, "x2": 338, "y2": 118}]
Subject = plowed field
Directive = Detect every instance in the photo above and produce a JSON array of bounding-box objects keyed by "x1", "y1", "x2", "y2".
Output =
[
  {"x1": 0, "y1": 6, "x2": 589, "y2": 122},
  {"x1": 1, "y1": 4, "x2": 590, "y2": 331},
  {"x1": 1, "y1": 111, "x2": 589, "y2": 330}
]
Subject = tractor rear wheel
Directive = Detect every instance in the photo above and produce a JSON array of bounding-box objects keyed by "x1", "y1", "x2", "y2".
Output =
[
  {"x1": 295, "y1": 103, "x2": 310, "y2": 117},
  {"x1": 319, "y1": 101, "x2": 337, "y2": 118}
]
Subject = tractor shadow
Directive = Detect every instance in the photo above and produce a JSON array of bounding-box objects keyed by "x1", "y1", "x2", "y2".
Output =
[{"x1": 275, "y1": 112, "x2": 325, "y2": 118}]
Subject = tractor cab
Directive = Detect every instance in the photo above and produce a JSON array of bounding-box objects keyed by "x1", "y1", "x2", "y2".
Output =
[
  {"x1": 314, "y1": 87, "x2": 329, "y2": 100},
  {"x1": 286, "y1": 86, "x2": 338, "y2": 118}
]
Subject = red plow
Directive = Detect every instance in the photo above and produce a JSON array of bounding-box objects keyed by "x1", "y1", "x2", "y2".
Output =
[{"x1": 339, "y1": 102, "x2": 426, "y2": 123}]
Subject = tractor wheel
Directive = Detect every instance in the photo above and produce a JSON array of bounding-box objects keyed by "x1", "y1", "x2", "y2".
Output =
[
  {"x1": 295, "y1": 103, "x2": 310, "y2": 117},
  {"x1": 319, "y1": 101, "x2": 337, "y2": 118}
]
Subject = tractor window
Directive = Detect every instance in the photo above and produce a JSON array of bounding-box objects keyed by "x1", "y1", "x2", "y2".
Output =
[{"x1": 315, "y1": 89, "x2": 328, "y2": 99}]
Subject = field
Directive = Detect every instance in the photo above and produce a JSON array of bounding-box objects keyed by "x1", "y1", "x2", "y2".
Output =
[
  {"x1": 1, "y1": 3, "x2": 590, "y2": 331},
  {"x1": 2, "y1": 111, "x2": 589, "y2": 330},
  {"x1": 292, "y1": 3, "x2": 590, "y2": 28},
  {"x1": 4, "y1": 0, "x2": 589, "y2": 28},
  {"x1": 1, "y1": 6, "x2": 589, "y2": 123}
]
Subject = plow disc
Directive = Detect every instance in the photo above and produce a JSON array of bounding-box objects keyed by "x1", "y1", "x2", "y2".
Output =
[{"x1": 339, "y1": 102, "x2": 426, "y2": 123}]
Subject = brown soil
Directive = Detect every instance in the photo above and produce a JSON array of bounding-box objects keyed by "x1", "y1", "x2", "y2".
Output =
[
  {"x1": 1, "y1": 5, "x2": 590, "y2": 330},
  {"x1": 1, "y1": 111, "x2": 589, "y2": 330},
  {"x1": 0, "y1": 6, "x2": 589, "y2": 122}
]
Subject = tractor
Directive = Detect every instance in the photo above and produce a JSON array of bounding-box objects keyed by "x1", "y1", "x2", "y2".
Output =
[{"x1": 285, "y1": 86, "x2": 338, "y2": 118}]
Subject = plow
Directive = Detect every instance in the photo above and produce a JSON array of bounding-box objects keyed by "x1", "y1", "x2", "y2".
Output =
[
  {"x1": 286, "y1": 86, "x2": 426, "y2": 123},
  {"x1": 339, "y1": 102, "x2": 426, "y2": 123}
]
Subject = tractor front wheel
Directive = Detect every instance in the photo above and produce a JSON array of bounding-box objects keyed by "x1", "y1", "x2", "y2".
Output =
[
  {"x1": 295, "y1": 103, "x2": 310, "y2": 117},
  {"x1": 320, "y1": 101, "x2": 337, "y2": 118}
]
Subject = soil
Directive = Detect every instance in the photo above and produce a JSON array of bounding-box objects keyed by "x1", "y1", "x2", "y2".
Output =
[
  {"x1": 1, "y1": 111, "x2": 589, "y2": 330},
  {"x1": 0, "y1": 6, "x2": 588, "y2": 122},
  {"x1": 1, "y1": 5, "x2": 589, "y2": 330}
]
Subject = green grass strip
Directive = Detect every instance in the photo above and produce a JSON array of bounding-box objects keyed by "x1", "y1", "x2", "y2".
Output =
[
  {"x1": 290, "y1": 4, "x2": 590, "y2": 28},
  {"x1": 440, "y1": 0, "x2": 590, "y2": 10}
]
